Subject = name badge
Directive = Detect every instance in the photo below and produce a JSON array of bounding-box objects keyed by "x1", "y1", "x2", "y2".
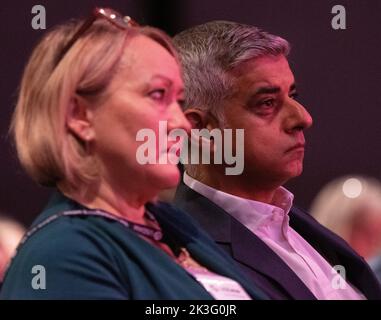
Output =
[{"x1": 185, "y1": 267, "x2": 251, "y2": 300}]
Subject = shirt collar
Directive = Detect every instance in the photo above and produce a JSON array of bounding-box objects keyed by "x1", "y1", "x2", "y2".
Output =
[{"x1": 183, "y1": 172, "x2": 294, "y2": 231}]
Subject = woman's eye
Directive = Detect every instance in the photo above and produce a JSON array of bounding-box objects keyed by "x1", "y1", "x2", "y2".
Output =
[{"x1": 149, "y1": 89, "x2": 166, "y2": 100}]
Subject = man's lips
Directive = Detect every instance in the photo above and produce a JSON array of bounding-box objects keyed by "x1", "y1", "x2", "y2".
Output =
[{"x1": 285, "y1": 143, "x2": 305, "y2": 153}]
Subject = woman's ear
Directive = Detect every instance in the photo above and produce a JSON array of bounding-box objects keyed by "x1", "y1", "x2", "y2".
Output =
[{"x1": 66, "y1": 97, "x2": 95, "y2": 142}]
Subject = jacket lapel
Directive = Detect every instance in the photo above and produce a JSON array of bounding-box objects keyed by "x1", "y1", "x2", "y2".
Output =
[{"x1": 230, "y1": 217, "x2": 316, "y2": 299}]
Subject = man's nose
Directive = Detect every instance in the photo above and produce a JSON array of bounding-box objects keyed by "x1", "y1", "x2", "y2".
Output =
[{"x1": 284, "y1": 98, "x2": 313, "y2": 133}]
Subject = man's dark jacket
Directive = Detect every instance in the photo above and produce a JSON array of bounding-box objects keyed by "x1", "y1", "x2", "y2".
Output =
[{"x1": 174, "y1": 182, "x2": 381, "y2": 299}]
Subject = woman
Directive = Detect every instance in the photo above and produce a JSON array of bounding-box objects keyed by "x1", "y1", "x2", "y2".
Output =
[{"x1": 0, "y1": 8, "x2": 266, "y2": 299}]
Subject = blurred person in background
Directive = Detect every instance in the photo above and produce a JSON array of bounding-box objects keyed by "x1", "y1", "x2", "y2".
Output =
[
  {"x1": 0, "y1": 216, "x2": 25, "y2": 284},
  {"x1": 311, "y1": 175, "x2": 381, "y2": 283}
]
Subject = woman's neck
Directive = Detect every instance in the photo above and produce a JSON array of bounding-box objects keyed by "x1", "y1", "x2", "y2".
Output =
[
  {"x1": 60, "y1": 179, "x2": 156, "y2": 225},
  {"x1": 85, "y1": 192, "x2": 147, "y2": 224}
]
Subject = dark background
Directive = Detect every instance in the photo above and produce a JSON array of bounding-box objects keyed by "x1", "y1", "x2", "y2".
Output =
[{"x1": 1, "y1": 0, "x2": 380, "y2": 226}]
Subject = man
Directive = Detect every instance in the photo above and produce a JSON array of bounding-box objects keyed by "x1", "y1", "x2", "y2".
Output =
[{"x1": 173, "y1": 21, "x2": 381, "y2": 299}]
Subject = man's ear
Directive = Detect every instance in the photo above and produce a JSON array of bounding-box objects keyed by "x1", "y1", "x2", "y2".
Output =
[
  {"x1": 184, "y1": 108, "x2": 220, "y2": 154},
  {"x1": 184, "y1": 108, "x2": 218, "y2": 131},
  {"x1": 66, "y1": 97, "x2": 95, "y2": 142}
]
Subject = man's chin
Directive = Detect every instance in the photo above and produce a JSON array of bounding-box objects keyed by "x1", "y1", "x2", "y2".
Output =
[{"x1": 286, "y1": 161, "x2": 304, "y2": 178}]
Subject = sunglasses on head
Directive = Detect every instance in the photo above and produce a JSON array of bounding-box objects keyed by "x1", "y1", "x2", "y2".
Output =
[{"x1": 56, "y1": 7, "x2": 139, "y2": 66}]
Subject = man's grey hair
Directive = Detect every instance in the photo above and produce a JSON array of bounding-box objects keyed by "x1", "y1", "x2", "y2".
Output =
[{"x1": 173, "y1": 20, "x2": 290, "y2": 123}]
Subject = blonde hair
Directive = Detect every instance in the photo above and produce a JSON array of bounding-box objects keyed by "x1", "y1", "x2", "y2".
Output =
[{"x1": 11, "y1": 17, "x2": 177, "y2": 195}]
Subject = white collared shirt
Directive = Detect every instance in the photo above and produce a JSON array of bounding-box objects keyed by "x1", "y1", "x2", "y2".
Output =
[{"x1": 184, "y1": 172, "x2": 365, "y2": 300}]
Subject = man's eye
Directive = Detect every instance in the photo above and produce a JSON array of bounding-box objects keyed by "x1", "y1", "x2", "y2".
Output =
[
  {"x1": 290, "y1": 92, "x2": 299, "y2": 100},
  {"x1": 260, "y1": 99, "x2": 275, "y2": 107},
  {"x1": 149, "y1": 89, "x2": 166, "y2": 100}
]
